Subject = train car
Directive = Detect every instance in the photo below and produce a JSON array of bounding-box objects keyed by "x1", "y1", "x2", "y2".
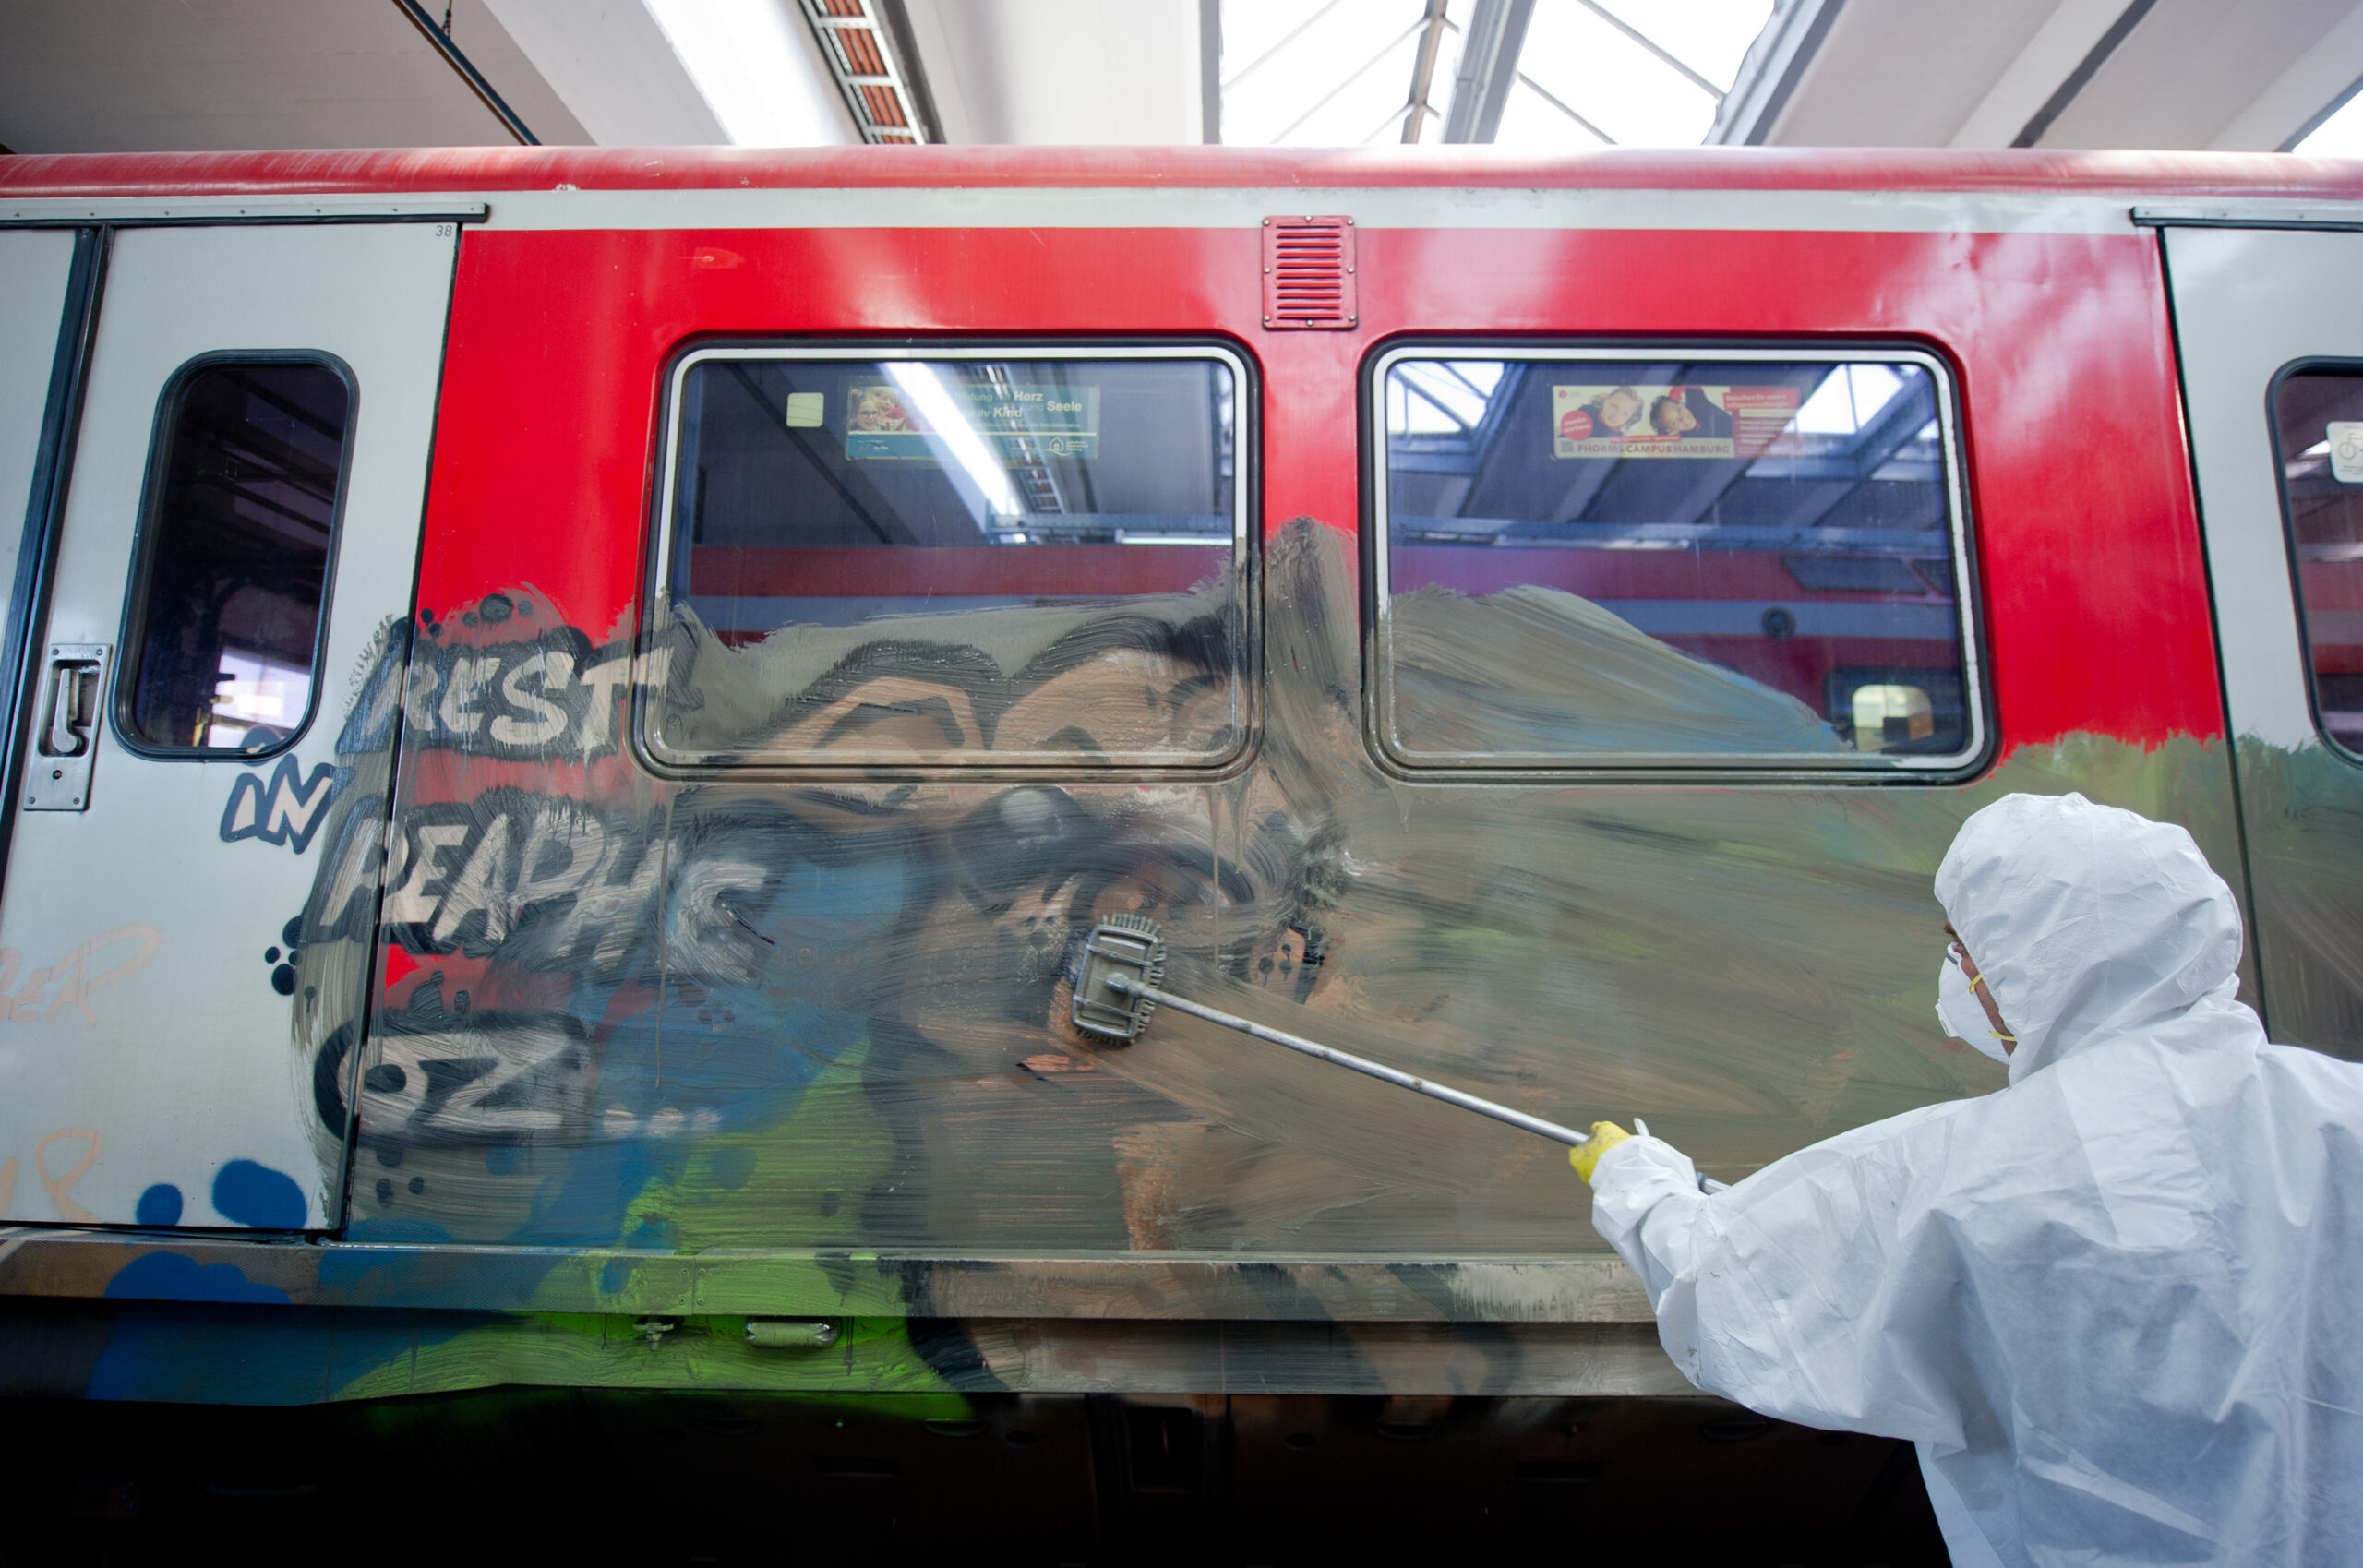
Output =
[{"x1": 1, "y1": 146, "x2": 2360, "y2": 1557}]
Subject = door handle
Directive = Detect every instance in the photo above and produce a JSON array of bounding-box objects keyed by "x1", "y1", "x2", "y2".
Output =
[
  {"x1": 46, "y1": 653, "x2": 94, "y2": 756},
  {"x1": 27, "y1": 644, "x2": 108, "y2": 812}
]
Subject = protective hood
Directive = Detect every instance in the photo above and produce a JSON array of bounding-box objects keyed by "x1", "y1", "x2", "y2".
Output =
[{"x1": 1933, "y1": 791, "x2": 2247, "y2": 1083}]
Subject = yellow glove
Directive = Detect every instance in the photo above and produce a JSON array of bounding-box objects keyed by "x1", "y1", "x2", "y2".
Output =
[{"x1": 1568, "y1": 1121, "x2": 1632, "y2": 1183}]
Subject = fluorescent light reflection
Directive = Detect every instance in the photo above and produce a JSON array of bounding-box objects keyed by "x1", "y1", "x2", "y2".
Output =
[
  {"x1": 1795, "y1": 364, "x2": 1908, "y2": 435},
  {"x1": 882, "y1": 363, "x2": 1026, "y2": 532}
]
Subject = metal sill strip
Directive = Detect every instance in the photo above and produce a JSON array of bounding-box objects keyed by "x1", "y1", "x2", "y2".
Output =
[
  {"x1": 0, "y1": 1230, "x2": 1651, "y2": 1323},
  {"x1": 0, "y1": 197, "x2": 490, "y2": 226}
]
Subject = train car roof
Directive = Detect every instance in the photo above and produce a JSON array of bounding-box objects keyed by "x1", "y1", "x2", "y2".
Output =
[{"x1": 3, "y1": 145, "x2": 2363, "y2": 201}]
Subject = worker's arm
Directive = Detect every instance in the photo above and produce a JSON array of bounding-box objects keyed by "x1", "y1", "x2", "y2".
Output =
[
  {"x1": 1579, "y1": 1129, "x2": 1714, "y2": 1305},
  {"x1": 1572, "y1": 1118, "x2": 1967, "y2": 1450}
]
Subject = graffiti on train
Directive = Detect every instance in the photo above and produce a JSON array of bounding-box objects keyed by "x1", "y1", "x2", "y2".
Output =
[
  {"x1": 337, "y1": 612, "x2": 658, "y2": 761},
  {"x1": 288, "y1": 571, "x2": 1346, "y2": 1247},
  {"x1": 0, "y1": 924, "x2": 161, "y2": 1025},
  {"x1": 220, "y1": 757, "x2": 348, "y2": 853},
  {"x1": 284, "y1": 536, "x2": 2041, "y2": 1257}
]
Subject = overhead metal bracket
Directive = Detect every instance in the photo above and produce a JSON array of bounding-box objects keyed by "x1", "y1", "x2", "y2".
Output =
[{"x1": 1442, "y1": 0, "x2": 1536, "y2": 144}]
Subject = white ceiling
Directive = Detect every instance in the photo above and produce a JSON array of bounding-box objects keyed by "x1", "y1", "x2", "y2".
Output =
[
  {"x1": 2, "y1": 0, "x2": 2360, "y2": 156},
  {"x1": 0, "y1": 0, "x2": 593, "y2": 152},
  {"x1": 0, "y1": 0, "x2": 1204, "y2": 154},
  {"x1": 903, "y1": 0, "x2": 1204, "y2": 144},
  {"x1": 1741, "y1": 0, "x2": 2363, "y2": 150}
]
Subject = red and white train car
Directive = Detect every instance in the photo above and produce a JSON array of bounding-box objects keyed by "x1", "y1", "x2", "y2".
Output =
[{"x1": 0, "y1": 146, "x2": 2360, "y2": 1551}]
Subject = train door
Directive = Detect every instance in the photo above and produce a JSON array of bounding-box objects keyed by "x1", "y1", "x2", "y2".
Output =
[
  {"x1": 2164, "y1": 222, "x2": 2363, "y2": 1056},
  {"x1": 0, "y1": 221, "x2": 458, "y2": 1227}
]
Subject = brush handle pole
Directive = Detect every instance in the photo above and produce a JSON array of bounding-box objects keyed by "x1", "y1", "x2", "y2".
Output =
[{"x1": 1109, "y1": 978, "x2": 1589, "y2": 1148}]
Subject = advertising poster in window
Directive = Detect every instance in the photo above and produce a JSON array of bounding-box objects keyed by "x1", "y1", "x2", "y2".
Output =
[
  {"x1": 846, "y1": 381, "x2": 1101, "y2": 461},
  {"x1": 1552, "y1": 384, "x2": 1800, "y2": 460}
]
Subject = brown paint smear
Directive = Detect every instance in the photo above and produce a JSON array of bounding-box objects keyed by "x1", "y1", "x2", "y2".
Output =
[{"x1": 306, "y1": 521, "x2": 2249, "y2": 1262}]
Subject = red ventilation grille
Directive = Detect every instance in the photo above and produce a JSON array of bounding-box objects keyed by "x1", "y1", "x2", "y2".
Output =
[{"x1": 1263, "y1": 216, "x2": 1356, "y2": 330}]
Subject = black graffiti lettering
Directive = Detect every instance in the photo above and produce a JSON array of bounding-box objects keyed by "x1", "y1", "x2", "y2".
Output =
[
  {"x1": 431, "y1": 810, "x2": 513, "y2": 948},
  {"x1": 337, "y1": 621, "x2": 413, "y2": 756},
  {"x1": 301, "y1": 794, "x2": 390, "y2": 943},
  {"x1": 334, "y1": 617, "x2": 660, "y2": 763},
  {"x1": 490, "y1": 650, "x2": 575, "y2": 748},
  {"x1": 378, "y1": 792, "x2": 661, "y2": 971},
  {"x1": 362, "y1": 1009, "x2": 594, "y2": 1147},
  {"x1": 403, "y1": 660, "x2": 445, "y2": 731},
  {"x1": 436, "y1": 653, "x2": 489, "y2": 736},
  {"x1": 574, "y1": 653, "x2": 631, "y2": 751}
]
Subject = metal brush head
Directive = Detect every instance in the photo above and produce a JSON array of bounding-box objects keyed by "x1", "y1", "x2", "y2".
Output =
[{"x1": 1070, "y1": 914, "x2": 1167, "y2": 1041}]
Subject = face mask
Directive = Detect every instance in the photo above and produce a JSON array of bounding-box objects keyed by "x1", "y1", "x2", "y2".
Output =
[{"x1": 1937, "y1": 950, "x2": 2013, "y2": 1064}]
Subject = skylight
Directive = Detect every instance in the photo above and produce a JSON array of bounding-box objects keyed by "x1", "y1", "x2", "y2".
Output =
[{"x1": 1219, "y1": 0, "x2": 1774, "y2": 148}]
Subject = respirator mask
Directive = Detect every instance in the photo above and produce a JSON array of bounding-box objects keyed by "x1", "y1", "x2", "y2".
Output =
[{"x1": 1937, "y1": 948, "x2": 2013, "y2": 1064}]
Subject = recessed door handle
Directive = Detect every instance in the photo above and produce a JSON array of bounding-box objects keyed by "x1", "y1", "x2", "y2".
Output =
[
  {"x1": 27, "y1": 644, "x2": 108, "y2": 812},
  {"x1": 45, "y1": 654, "x2": 95, "y2": 757}
]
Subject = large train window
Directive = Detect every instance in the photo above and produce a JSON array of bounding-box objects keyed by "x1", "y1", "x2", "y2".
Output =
[
  {"x1": 643, "y1": 346, "x2": 1251, "y2": 771},
  {"x1": 117, "y1": 353, "x2": 354, "y2": 756},
  {"x1": 2270, "y1": 365, "x2": 2363, "y2": 760},
  {"x1": 1368, "y1": 346, "x2": 1983, "y2": 774}
]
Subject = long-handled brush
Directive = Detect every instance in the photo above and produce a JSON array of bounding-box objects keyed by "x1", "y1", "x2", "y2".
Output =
[{"x1": 1067, "y1": 913, "x2": 1590, "y2": 1148}]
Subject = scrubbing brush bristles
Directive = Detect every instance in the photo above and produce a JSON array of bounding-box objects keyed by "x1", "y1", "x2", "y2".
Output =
[{"x1": 1070, "y1": 913, "x2": 1168, "y2": 1042}]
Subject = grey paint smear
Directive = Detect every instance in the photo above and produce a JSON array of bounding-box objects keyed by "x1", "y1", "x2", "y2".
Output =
[
  {"x1": 1384, "y1": 581, "x2": 1848, "y2": 758},
  {"x1": 298, "y1": 521, "x2": 2252, "y2": 1270},
  {"x1": 650, "y1": 576, "x2": 1243, "y2": 766}
]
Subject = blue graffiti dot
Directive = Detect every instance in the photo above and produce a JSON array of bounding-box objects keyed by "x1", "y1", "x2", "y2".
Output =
[
  {"x1": 211, "y1": 1160, "x2": 306, "y2": 1228},
  {"x1": 265, "y1": 946, "x2": 281, "y2": 964},
  {"x1": 134, "y1": 1184, "x2": 184, "y2": 1227},
  {"x1": 271, "y1": 964, "x2": 296, "y2": 996},
  {"x1": 282, "y1": 916, "x2": 303, "y2": 947}
]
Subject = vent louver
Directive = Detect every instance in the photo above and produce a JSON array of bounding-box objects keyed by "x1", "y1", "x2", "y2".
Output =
[{"x1": 1263, "y1": 216, "x2": 1357, "y2": 330}]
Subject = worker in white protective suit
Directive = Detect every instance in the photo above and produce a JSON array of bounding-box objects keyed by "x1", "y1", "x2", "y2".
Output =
[{"x1": 1572, "y1": 792, "x2": 2363, "y2": 1567}]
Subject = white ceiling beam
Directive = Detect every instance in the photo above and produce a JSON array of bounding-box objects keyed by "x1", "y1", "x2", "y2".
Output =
[
  {"x1": 2209, "y1": 0, "x2": 2363, "y2": 148},
  {"x1": 899, "y1": 0, "x2": 1200, "y2": 145},
  {"x1": 480, "y1": 0, "x2": 728, "y2": 145},
  {"x1": 1947, "y1": 0, "x2": 2136, "y2": 147},
  {"x1": 642, "y1": 0, "x2": 858, "y2": 146},
  {"x1": 2034, "y1": 0, "x2": 2357, "y2": 150}
]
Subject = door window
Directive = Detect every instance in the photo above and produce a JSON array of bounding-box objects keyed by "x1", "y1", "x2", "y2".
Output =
[
  {"x1": 119, "y1": 355, "x2": 353, "y2": 754},
  {"x1": 2270, "y1": 365, "x2": 2363, "y2": 756}
]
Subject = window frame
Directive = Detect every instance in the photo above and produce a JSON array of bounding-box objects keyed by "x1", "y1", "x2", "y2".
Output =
[
  {"x1": 112, "y1": 349, "x2": 359, "y2": 762},
  {"x1": 1361, "y1": 339, "x2": 1992, "y2": 783},
  {"x1": 636, "y1": 339, "x2": 1261, "y2": 780},
  {"x1": 2263, "y1": 354, "x2": 2363, "y2": 767}
]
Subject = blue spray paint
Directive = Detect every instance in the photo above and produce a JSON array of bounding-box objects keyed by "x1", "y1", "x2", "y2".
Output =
[{"x1": 211, "y1": 1160, "x2": 307, "y2": 1228}]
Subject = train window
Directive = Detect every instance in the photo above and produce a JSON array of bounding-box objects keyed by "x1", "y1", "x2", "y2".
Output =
[
  {"x1": 1369, "y1": 347, "x2": 1982, "y2": 772},
  {"x1": 644, "y1": 348, "x2": 1250, "y2": 770},
  {"x1": 118, "y1": 355, "x2": 354, "y2": 755},
  {"x1": 2272, "y1": 366, "x2": 2363, "y2": 757}
]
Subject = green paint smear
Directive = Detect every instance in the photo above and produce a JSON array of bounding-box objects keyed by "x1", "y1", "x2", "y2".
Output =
[
  {"x1": 332, "y1": 1311, "x2": 978, "y2": 1406},
  {"x1": 620, "y1": 1036, "x2": 896, "y2": 1254}
]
